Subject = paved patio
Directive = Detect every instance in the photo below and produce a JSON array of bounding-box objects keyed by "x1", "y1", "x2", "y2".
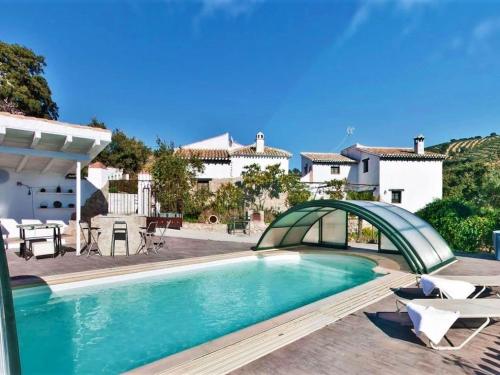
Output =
[
  {"x1": 233, "y1": 255, "x2": 500, "y2": 375},
  {"x1": 7, "y1": 236, "x2": 251, "y2": 282},
  {"x1": 6, "y1": 237, "x2": 499, "y2": 375}
]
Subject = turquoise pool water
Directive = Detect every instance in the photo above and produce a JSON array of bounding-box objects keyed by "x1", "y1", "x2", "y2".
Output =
[{"x1": 14, "y1": 253, "x2": 379, "y2": 374}]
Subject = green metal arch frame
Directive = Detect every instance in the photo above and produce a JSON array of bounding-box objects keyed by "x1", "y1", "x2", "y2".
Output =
[{"x1": 253, "y1": 200, "x2": 455, "y2": 274}]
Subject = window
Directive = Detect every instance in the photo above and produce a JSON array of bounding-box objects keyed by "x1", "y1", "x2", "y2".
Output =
[
  {"x1": 197, "y1": 180, "x2": 210, "y2": 190},
  {"x1": 362, "y1": 158, "x2": 369, "y2": 173},
  {"x1": 391, "y1": 190, "x2": 402, "y2": 204},
  {"x1": 304, "y1": 163, "x2": 309, "y2": 174},
  {"x1": 331, "y1": 165, "x2": 340, "y2": 175}
]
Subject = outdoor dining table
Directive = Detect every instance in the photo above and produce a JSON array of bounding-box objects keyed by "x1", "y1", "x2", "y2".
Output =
[{"x1": 17, "y1": 223, "x2": 63, "y2": 260}]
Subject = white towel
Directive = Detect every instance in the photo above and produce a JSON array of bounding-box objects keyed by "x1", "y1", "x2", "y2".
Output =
[
  {"x1": 407, "y1": 302, "x2": 460, "y2": 345},
  {"x1": 420, "y1": 275, "x2": 476, "y2": 299}
]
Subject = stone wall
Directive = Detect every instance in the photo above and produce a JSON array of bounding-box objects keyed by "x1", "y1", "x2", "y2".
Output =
[
  {"x1": 80, "y1": 183, "x2": 109, "y2": 222},
  {"x1": 183, "y1": 221, "x2": 267, "y2": 234}
]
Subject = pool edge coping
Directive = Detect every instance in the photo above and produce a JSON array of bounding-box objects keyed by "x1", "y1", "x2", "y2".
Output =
[
  {"x1": 11, "y1": 248, "x2": 416, "y2": 375},
  {"x1": 125, "y1": 249, "x2": 414, "y2": 374}
]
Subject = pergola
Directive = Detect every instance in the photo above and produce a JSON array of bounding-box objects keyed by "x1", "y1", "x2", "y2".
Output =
[
  {"x1": 0, "y1": 112, "x2": 112, "y2": 254},
  {"x1": 255, "y1": 200, "x2": 455, "y2": 274}
]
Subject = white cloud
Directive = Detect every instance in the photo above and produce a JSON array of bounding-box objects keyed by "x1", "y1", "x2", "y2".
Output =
[
  {"x1": 340, "y1": 2, "x2": 374, "y2": 43},
  {"x1": 337, "y1": 0, "x2": 437, "y2": 46},
  {"x1": 197, "y1": 0, "x2": 262, "y2": 20},
  {"x1": 472, "y1": 17, "x2": 500, "y2": 41},
  {"x1": 192, "y1": 0, "x2": 263, "y2": 32},
  {"x1": 464, "y1": 17, "x2": 500, "y2": 56},
  {"x1": 396, "y1": 0, "x2": 436, "y2": 12},
  {"x1": 433, "y1": 17, "x2": 500, "y2": 60}
]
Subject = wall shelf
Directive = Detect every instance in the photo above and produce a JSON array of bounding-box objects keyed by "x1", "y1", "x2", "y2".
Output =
[
  {"x1": 37, "y1": 207, "x2": 75, "y2": 210},
  {"x1": 37, "y1": 192, "x2": 76, "y2": 196}
]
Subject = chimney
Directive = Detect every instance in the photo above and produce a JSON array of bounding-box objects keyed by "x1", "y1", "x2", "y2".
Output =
[
  {"x1": 414, "y1": 134, "x2": 425, "y2": 155},
  {"x1": 256, "y1": 131, "x2": 265, "y2": 153}
]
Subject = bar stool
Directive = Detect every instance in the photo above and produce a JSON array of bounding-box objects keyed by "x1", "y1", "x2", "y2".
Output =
[{"x1": 111, "y1": 221, "x2": 129, "y2": 257}]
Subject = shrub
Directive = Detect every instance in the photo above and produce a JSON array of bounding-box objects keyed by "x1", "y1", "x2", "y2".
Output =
[
  {"x1": 184, "y1": 187, "x2": 213, "y2": 219},
  {"x1": 417, "y1": 198, "x2": 498, "y2": 252},
  {"x1": 346, "y1": 190, "x2": 376, "y2": 201},
  {"x1": 453, "y1": 216, "x2": 494, "y2": 252},
  {"x1": 264, "y1": 208, "x2": 280, "y2": 224},
  {"x1": 212, "y1": 183, "x2": 244, "y2": 223},
  {"x1": 360, "y1": 227, "x2": 378, "y2": 243}
]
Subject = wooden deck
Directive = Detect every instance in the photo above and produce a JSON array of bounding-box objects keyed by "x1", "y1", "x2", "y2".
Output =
[{"x1": 233, "y1": 255, "x2": 500, "y2": 375}]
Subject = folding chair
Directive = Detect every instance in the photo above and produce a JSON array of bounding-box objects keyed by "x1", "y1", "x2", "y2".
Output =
[
  {"x1": 136, "y1": 221, "x2": 157, "y2": 255},
  {"x1": 151, "y1": 220, "x2": 170, "y2": 254},
  {"x1": 79, "y1": 221, "x2": 102, "y2": 257}
]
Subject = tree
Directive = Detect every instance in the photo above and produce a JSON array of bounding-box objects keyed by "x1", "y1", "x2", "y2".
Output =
[
  {"x1": 184, "y1": 186, "x2": 213, "y2": 219},
  {"x1": 94, "y1": 129, "x2": 151, "y2": 174},
  {"x1": 212, "y1": 183, "x2": 245, "y2": 220},
  {"x1": 88, "y1": 116, "x2": 107, "y2": 129},
  {"x1": 281, "y1": 173, "x2": 310, "y2": 207},
  {"x1": 240, "y1": 164, "x2": 285, "y2": 211},
  {"x1": 150, "y1": 140, "x2": 204, "y2": 213},
  {"x1": 443, "y1": 161, "x2": 488, "y2": 205},
  {"x1": 324, "y1": 179, "x2": 346, "y2": 200},
  {"x1": 481, "y1": 167, "x2": 500, "y2": 208},
  {"x1": 0, "y1": 41, "x2": 58, "y2": 119}
]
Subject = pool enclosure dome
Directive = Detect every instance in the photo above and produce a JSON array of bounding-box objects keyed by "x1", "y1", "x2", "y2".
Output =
[{"x1": 254, "y1": 200, "x2": 455, "y2": 274}]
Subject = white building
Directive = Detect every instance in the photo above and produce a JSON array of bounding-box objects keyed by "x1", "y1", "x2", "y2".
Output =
[
  {"x1": 176, "y1": 132, "x2": 291, "y2": 189},
  {"x1": 300, "y1": 135, "x2": 445, "y2": 212},
  {"x1": 0, "y1": 112, "x2": 112, "y2": 254}
]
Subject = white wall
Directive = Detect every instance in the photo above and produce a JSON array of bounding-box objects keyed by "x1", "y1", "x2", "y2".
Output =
[
  {"x1": 230, "y1": 156, "x2": 289, "y2": 177},
  {"x1": 310, "y1": 164, "x2": 351, "y2": 183},
  {"x1": 197, "y1": 162, "x2": 232, "y2": 179},
  {"x1": 342, "y1": 148, "x2": 380, "y2": 194},
  {"x1": 378, "y1": 159, "x2": 442, "y2": 212},
  {"x1": 0, "y1": 167, "x2": 96, "y2": 223},
  {"x1": 87, "y1": 167, "x2": 122, "y2": 189},
  {"x1": 183, "y1": 133, "x2": 243, "y2": 150}
]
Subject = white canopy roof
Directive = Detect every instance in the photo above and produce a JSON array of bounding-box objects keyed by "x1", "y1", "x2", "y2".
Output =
[{"x1": 0, "y1": 112, "x2": 112, "y2": 174}]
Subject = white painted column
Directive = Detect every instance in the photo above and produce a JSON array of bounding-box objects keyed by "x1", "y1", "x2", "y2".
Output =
[{"x1": 76, "y1": 161, "x2": 81, "y2": 256}]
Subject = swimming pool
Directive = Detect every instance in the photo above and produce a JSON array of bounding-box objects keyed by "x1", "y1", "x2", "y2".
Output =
[{"x1": 13, "y1": 253, "x2": 379, "y2": 374}]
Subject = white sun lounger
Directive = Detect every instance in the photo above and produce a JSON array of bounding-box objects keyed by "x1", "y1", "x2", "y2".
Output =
[
  {"x1": 417, "y1": 274, "x2": 500, "y2": 298},
  {"x1": 397, "y1": 298, "x2": 500, "y2": 350}
]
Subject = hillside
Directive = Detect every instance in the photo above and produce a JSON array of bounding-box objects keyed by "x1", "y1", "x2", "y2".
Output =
[
  {"x1": 427, "y1": 133, "x2": 500, "y2": 163},
  {"x1": 426, "y1": 133, "x2": 499, "y2": 209}
]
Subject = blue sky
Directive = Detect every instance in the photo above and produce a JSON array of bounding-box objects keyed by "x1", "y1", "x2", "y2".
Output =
[{"x1": 1, "y1": 0, "x2": 500, "y2": 167}]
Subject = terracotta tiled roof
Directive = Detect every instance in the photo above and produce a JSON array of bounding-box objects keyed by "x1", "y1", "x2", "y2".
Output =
[
  {"x1": 230, "y1": 146, "x2": 292, "y2": 158},
  {"x1": 176, "y1": 148, "x2": 230, "y2": 161},
  {"x1": 301, "y1": 152, "x2": 356, "y2": 163},
  {"x1": 88, "y1": 161, "x2": 107, "y2": 169},
  {"x1": 356, "y1": 147, "x2": 446, "y2": 160}
]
